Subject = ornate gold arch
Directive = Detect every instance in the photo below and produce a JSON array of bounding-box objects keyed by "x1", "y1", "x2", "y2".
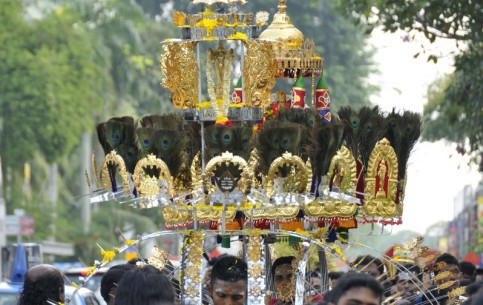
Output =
[
  {"x1": 265, "y1": 152, "x2": 311, "y2": 198},
  {"x1": 101, "y1": 150, "x2": 130, "y2": 195},
  {"x1": 202, "y1": 151, "x2": 253, "y2": 194},
  {"x1": 133, "y1": 154, "x2": 175, "y2": 198},
  {"x1": 325, "y1": 146, "x2": 357, "y2": 194},
  {"x1": 364, "y1": 138, "x2": 399, "y2": 217}
]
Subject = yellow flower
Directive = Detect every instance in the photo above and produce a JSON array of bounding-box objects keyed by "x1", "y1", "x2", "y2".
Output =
[
  {"x1": 87, "y1": 265, "x2": 96, "y2": 276},
  {"x1": 125, "y1": 240, "x2": 137, "y2": 246},
  {"x1": 295, "y1": 228, "x2": 310, "y2": 237},
  {"x1": 227, "y1": 32, "x2": 249, "y2": 42},
  {"x1": 101, "y1": 250, "x2": 116, "y2": 263}
]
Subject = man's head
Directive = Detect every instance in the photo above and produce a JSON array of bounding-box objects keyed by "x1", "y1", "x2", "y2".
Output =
[
  {"x1": 271, "y1": 256, "x2": 295, "y2": 292},
  {"x1": 309, "y1": 271, "x2": 322, "y2": 291},
  {"x1": 209, "y1": 255, "x2": 248, "y2": 305},
  {"x1": 327, "y1": 272, "x2": 384, "y2": 305},
  {"x1": 460, "y1": 261, "x2": 476, "y2": 282},
  {"x1": 395, "y1": 264, "x2": 421, "y2": 298},
  {"x1": 434, "y1": 253, "x2": 462, "y2": 291},
  {"x1": 18, "y1": 264, "x2": 65, "y2": 305},
  {"x1": 329, "y1": 271, "x2": 344, "y2": 288},
  {"x1": 114, "y1": 265, "x2": 175, "y2": 305},
  {"x1": 101, "y1": 263, "x2": 134, "y2": 305},
  {"x1": 354, "y1": 255, "x2": 384, "y2": 278}
]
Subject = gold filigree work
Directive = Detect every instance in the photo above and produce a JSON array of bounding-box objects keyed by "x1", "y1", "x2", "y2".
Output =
[
  {"x1": 243, "y1": 40, "x2": 277, "y2": 108},
  {"x1": 160, "y1": 42, "x2": 199, "y2": 109},
  {"x1": 101, "y1": 151, "x2": 130, "y2": 195},
  {"x1": 163, "y1": 204, "x2": 193, "y2": 225},
  {"x1": 133, "y1": 154, "x2": 174, "y2": 198},
  {"x1": 203, "y1": 152, "x2": 252, "y2": 194},
  {"x1": 326, "y1": 146, "x2": 357, "y2": 194},
  {"x1": 265, "y1": 152, "x2": 310, "y2": 197},
  {"x1": 364, "y1": 138, "x2": 399, "y2": 218}
]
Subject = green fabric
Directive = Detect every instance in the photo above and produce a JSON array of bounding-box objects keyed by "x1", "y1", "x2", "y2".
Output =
[
  {"x1": 293, "y1": 75, "x2": 305, "y2": 89},
  {"x1": 317, "y1": 75, "x2": 328, "y2": 89}
]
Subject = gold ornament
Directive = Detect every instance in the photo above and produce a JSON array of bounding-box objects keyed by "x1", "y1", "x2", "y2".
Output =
[
  {"x1": 259, "y1": 0, "x2": 304, "y2": 51},
  {"x1": 243, "y1": 40, "x2": 277, "y2": 108},
  {"x1": 196, "y1": 210, "x2": 236, "y2": 222},
  {"x1": 364, "y1": 138, "x2": 399, "y2": 218},
  {"x1": 326, "y1": 146, "x2": 357, "y2": 194},
  {"x1": 163, "y1": 204, "x2": 193, "y2": 225},
  {"x1": 133, "y1": 154, "x2": 174, "y2": 198},
  {"x1": 265, "y1": 152, "x2": 310, "y2": 197},
  {"x1": 160, "y1": 42, "x2": 199, "y2": 109},
  {"x1": 146, "y1": 246, "x2": 170, "y2": 271},
  {"x1": 101, "y1": 151, "x2": 130, "y2": 195},
  {"x1": 206, "y1": 41, "x2": 235, "y2": 117},
  {"x1": 304, "y1": 201, "x2": 357, "y2": 218},
  {"x1": 203, "y1": 151, "x2": 252, "y2": 194}
]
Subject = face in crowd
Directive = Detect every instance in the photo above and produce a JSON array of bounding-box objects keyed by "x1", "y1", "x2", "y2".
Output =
[
  {"x1": 209, "y1": 255, "x2": 248, "y2": 305},
  {"x1": 327, "y1": 272, "x2": 384, "y2": 305},
  {"x1": 396, "y1": 271, "x2": 418, "y2": 298}
]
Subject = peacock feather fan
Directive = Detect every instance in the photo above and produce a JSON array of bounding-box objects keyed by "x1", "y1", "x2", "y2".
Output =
[
  {"x1": 136, "y1": 114, "x2": 189, "y2": 178},
  {"x1": 232, "y1": 126, "x2": 253, "y2": 160},
  {"x1": 253, "y1": 120, "x2": 307, "y2": 175},
  {"x1": 384, "y1": 109, "x2": 422, "y2": 180},
  {"x1": 276, "y1": 108, "x2": 319, "y2": 129},
  {"x1": 96, "y1": 116, "x2": 139, "y2": 174},
  {"x1": 338, "y1": 106, "x2": 385, "y2": 172},
  {"x1": 204, "y1": 124, "x2": 236, "y2": 163},
  {"x1": 308, "y1": 117, "x2": 345, "y2": 180}
]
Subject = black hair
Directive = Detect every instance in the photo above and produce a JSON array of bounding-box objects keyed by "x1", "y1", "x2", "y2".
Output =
[
  {"x1": 329, "y1": 271, "x2": 344, "y2": 280},
  {"x1": 210, "y1": 255, "x2": 247, "y2": 284},
  {"x1": 310, "y1": 270, "x2": 322, "y2": 278},
  {"x1": 353, "y1": 255, "x2": 385, "y2": 276},
  {"x1": 18, "y1": 265, "x2": 64, "y2": 305},
  {"x1": 396, "y1": 263, "x2": 422, "y2": 281},
  {"x1": 325, "y1": 272, "x2": 384, "y2": 305},
  {"x1": 271, "y1": 256, "x2": 295, "y2": 278},
  {"x1": 476, "y1": 268, "x2": 483, "y2": 275},
  {"x1": 101, "y1": 263, "x2": 134, "y2": 302},
  {"x1": 460, "y1": 261, "x2": 476, "y2": 279},
  {"x1": 114, "y1": 265, "x2": 175, "y2": 305},
  {"x1": 434, "y1": 253, "x2": 460, "y2": 275}
]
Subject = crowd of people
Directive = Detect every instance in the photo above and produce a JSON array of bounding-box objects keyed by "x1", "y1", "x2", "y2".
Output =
[{"x1": 16, "y1": 252, "x2": 483, "y2": 305}]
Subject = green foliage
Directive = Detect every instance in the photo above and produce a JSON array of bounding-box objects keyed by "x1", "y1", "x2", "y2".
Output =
[
  {"x1": 335, "y1": 0, "x2": 483, "y2": 169},
  {"x1": 0, "y1": 3, "x2": 102, "y2": 167}
]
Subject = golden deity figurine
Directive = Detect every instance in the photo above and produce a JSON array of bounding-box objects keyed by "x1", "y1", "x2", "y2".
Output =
[{"x1": 207, "y1": 41, "x2": 234, "y2": 117}]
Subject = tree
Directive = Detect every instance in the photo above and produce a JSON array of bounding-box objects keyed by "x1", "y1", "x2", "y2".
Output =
[
  {"x1": 335, "y1": 0, "x2": 483, "y2": 170},
  {"x1": 0, "y1": 2, "x2": 102, "y2": 168}
]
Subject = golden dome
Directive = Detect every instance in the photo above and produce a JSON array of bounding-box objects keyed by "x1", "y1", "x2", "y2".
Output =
[{"x1": 259, "y1": 0, "x2": 304, "y2": 50}]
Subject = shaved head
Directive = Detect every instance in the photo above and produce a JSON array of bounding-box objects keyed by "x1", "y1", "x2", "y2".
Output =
[{"x1": 18, "y1": 264, "x2": 65, "y2": 305}]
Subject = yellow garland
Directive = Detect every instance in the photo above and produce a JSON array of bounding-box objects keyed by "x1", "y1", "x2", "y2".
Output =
[
  {"x1": 195, "y1": 19, "x2": 218, "y2": 35},
  {"x1": 227, "y1": 32, "x2": 249, "y2": 42}
]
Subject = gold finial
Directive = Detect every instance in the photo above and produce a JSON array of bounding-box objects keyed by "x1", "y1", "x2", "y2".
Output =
[{"x1": 278, "y1": 0, "x2": 287, "y2": 13}]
